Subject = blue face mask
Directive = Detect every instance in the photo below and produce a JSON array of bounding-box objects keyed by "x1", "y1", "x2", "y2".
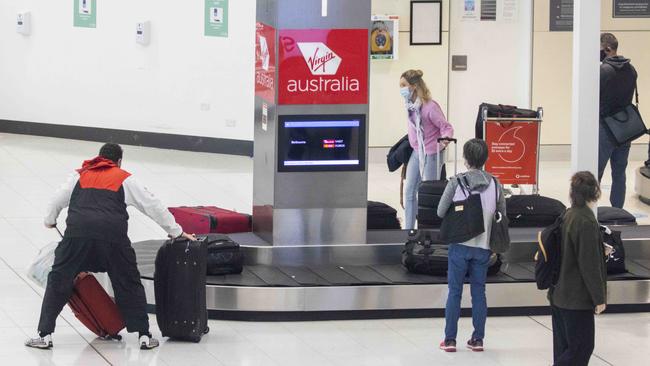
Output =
[{"x1": 400, "y1": 87, "x2": 412, "y2": 100}]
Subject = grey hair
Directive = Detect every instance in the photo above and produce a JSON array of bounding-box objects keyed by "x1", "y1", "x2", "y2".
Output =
[{"x1": 463, "y1": 138, "x2": 489, "y2": 169}]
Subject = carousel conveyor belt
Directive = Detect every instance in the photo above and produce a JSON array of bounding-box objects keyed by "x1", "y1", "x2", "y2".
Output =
[{"x1": 132, "y1": 227, "x2": 650, "y2": 320}]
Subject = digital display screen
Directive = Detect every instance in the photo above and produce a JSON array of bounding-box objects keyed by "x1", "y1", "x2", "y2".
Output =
[{"x1": 277, "y1": 114, "x2": 366, "y2": 172}]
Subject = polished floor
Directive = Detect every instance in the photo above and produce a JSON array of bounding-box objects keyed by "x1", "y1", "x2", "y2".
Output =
[{"x1": 0, "y1": 132, "x2": 649, "y2": 365}]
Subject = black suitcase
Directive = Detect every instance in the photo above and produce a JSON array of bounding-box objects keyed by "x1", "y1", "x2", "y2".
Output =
[
  {"x1": 154, "y1": 237, "x2": 209, "y2": 343},
  {"x1": 598, "y1": 206, "x2": 637, "y2": 226},
  {"x1": 601, "y1": 227, "x2": 627, "y2": 274},
  {"x1": 206, "y1": 234, "x2": 244, "y2": 275},
  {"x1": 417, "y1": 138, "x2": 457, "y2": 229},
  {"x1": 475, "y1": 103, "x2": 538, "y2": 139},
  {"x1": 402, "y1": 230, "x2": 502, "y2": 276},
  {"x1": 367, "y1": 201, "x2": 401, "y2": 230},
  {"x1": 506, "y1": 195, "x2": 566, "y2": 227}
]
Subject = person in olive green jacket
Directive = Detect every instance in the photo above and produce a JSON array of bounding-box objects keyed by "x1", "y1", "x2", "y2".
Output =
[{"x1": 550, "y1": 171, "x2": 608, "y2": 366}]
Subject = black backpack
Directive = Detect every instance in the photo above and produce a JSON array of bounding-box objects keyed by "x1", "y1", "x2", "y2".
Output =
[
  {"x1": 535, "y1": 215, "x2": 564, "y2": 290},
  {"x1": 402, "y1": 230, "x2": 448, "y2": 276}
]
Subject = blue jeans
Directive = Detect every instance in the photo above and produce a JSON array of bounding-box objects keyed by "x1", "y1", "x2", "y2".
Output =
[
  {"x1": 444, "y1": 244, "x2": 491, "y2": 341},
  {"x1": 404, "y1": 152, "x2": 441, "y2": 229},
  {"x1": 598, "y1": 123, "x2": 631, "y2": 208}
]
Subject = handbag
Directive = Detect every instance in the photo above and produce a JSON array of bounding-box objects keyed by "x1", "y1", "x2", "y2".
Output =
[
  {"x1": 489, "y1": 177, "x2": 511, "y2": 253},
  {"x1": 602, "y1": 86, "x2": 647, "y2": 146},
  {"x1": 440, "y1": 176, "x2": 485, "y2": 244}
]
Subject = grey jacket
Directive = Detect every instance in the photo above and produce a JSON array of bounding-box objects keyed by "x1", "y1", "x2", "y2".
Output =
[{"x1": 437, "y1": 169, "x2": 506, "y2": 250}]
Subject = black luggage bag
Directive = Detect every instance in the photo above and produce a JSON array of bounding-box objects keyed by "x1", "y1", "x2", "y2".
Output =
[
  {"x1": 601, "y1": 227, "x2": 627, "y2": 274},
  {"x1": 597, "y1": 207, "x2": 637, "y2": 226},
  {"x1": 475, "y1": 103, "x2": 538, "y2": 139},
  {"x1": 417, "y1": 138, "x2": 457, "y2": 229},
  {"x1": 402, "y1": 230, "x2": 502, "y2": 276},
  {"x1": 154, "y1": 237, "x2": 210, "y2": 343},
  {"x1": 205, "y1": 234, "x2": 244, "y2": 276},
  {"x1": 367, "y1": 201, "x2": 402, "y2": 230},
  {"x1": 506, "y1": 195, "x2": 566, "y2": 228}
]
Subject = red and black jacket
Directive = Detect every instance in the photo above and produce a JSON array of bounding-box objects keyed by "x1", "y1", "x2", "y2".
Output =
[{"x1": 65, "y1": 157, "x2": 132, "y2": 243}]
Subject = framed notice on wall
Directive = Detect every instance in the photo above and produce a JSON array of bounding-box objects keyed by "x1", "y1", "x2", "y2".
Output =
[
  {"x1": 410, "y1": 1, "x2": 442, "y2": 45},
  {"x1": 613, "y1": 0, "x2": 650, "y2": 18},
  {"x1": 371, "y1": 15, "x2": 399, "y2": 60},
  {"x1": 204, "y1": 0, "x2": 229, "y2": 37},
  {"x1": 74, "y1": 0, "x2": 96, "y2": 28}
]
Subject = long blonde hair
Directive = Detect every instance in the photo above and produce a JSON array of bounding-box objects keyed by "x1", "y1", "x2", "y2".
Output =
[{"x1": 401, "y1": 69, "x2": 432, "y2": 102}]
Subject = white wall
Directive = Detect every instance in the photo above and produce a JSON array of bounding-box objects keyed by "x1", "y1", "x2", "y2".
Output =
[
  {"x1": 448, "y1": 0, "x2": 533, "y2": 144},
  {"x1": 0, "y1": 0, "x2": 256, "y2": 141}
]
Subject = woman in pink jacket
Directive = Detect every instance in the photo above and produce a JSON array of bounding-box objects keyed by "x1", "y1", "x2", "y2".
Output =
[{"x1": 399, "y1": 69, "x2": 454, "y2": 229}]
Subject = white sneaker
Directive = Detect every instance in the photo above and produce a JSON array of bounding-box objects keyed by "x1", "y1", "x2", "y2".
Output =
[
  {"x1": 139, "y1": 334, "x2": 160, "y2": 350},
  {"x1": 25, "y1": 334, "x2": 53, "y2": 349}
]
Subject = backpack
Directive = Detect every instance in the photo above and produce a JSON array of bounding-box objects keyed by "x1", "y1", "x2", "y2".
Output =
[
  {"x1": 402, "y1": 230, "x2": 448, "y2": 276},
  {"x1": 535, "y1": 215, "x2": 564, "y2": 290},
  {"x1": 601, "y1": 226, "x2": 627, "y2": 275}
]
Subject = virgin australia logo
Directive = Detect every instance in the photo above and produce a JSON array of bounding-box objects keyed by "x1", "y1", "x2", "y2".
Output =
[{"x1": 297, "y1": 42, "x2": 341, "y2": 75}]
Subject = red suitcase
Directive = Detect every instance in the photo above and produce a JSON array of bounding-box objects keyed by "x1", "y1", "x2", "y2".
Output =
[
  {"x1": 169, "y1": 206, "x2": 252, "y2": 234},
  {"x1": 68, "y1": 273, "x2": 125, "y2": 340}
]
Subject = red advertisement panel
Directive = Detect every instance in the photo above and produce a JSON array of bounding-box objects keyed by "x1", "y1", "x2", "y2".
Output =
[
  {"x1": 485, "y1": 121, "x2": 540, "y2": 185},
  {"x1": 255, "y1": 22, "x2": 276, "y2": 103},
  {"x1": 278, "y1": 29, "x2": 369, "y2": 105}
]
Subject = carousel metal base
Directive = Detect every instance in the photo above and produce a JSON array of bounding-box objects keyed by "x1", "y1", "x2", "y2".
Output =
[
  {"x1": 635, "y1": 167, "x2": 650, "y2": 205},
  {"x1": 133, "y1": 227, "x2": 650, "y2": 320}
]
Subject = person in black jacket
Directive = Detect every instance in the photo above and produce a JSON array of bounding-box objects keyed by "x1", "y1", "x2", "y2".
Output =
[
  {"x1": 598, "y1": 33, "x2": 638, "y2": 208},
  {"x1": 550, "y1": 171, "x2": 608, "y2": 366},
  {"x1": 25, "y1": 143, "x2": 195, "y2": 351}
]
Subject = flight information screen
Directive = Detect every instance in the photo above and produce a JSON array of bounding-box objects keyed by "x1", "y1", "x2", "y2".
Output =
[{"x1": 277, "y1": 114, "x2": 366, "y2": 172}]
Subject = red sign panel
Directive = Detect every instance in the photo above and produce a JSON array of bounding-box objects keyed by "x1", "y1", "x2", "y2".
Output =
[
  {"x1": 255, "y1": 22, "x2": 276, "y2": 103},
  {"x1": 278, "y1": 29, "x2": 369, "y2": 105},
  {"x1": 485, "y1": 121, "x2": 540, "y2": 185}
]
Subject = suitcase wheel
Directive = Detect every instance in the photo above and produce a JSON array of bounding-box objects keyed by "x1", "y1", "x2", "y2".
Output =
[
  {"x1": 101, "y1": 334, "x2": 122, "y2": 341},
  {"x1": 203, "y1": 326, "x2": 210, "y2": 335}
]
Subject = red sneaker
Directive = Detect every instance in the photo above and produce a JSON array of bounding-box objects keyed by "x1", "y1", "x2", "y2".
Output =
[{"x1": 439, "y1": 339, "x2": 457, "y2": 352}]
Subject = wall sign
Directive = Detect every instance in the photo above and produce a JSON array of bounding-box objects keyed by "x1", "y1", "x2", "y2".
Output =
[
  {"x1": 549, "y1": 0, "x2": 573, "y2": 32},
  {"x1": 371, "y1": 15, "x2": 399, "y2": 60},
  {"x1": 614, "y1": 0, "x2": 650, "y2": 18},
  {"x1": 278, "y1": 29, "x2": 369, "y2": 105},
  {"x1": 255, "y1": 22, "x2": 276, "y2": 103},
  {"x1": 204, "y1": 0, "x2": 229, "y2": 37},
  {"x1": 74, "y1": 0, "x2": 96, "y2": 28}
]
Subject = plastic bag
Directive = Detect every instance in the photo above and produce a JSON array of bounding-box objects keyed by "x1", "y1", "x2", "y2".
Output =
[{"x1": 26, "y1": 242, "x2": 58, "y2": 288}]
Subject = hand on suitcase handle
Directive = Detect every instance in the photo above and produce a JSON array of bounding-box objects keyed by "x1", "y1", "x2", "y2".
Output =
[
  {"x1": 437, "y1": 137, "x2": 457, "y2": 143},
  {"x1": 168, "y1": 232, "x2": 198, "y2": 242}
]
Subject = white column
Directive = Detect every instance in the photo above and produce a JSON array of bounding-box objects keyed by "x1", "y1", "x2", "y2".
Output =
[{"x1": 570, "y1": 0, "x2": 601, "y2": 175}]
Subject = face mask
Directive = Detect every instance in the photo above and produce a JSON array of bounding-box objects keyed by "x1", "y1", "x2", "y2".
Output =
[
  {"x1": 600, "y1": 49, "x2": 607, "y2": 62},
  {"x1": 400, "y1": 87, "x2": 412, "y2": 100}
]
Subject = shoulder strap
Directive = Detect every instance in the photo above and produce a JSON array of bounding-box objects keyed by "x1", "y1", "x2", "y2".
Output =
[{"x1": 493, "y1": 177, "x2": 499, "y2": 206}]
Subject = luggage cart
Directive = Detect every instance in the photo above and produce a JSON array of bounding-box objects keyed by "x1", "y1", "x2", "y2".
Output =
[{"x1": 482, "y1": 106, "x2": 543, "y2": 194}]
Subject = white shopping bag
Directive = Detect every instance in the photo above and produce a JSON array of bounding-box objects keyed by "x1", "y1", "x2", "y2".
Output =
[{"x1": 26, "y1": 242, "x2": 58, "y2": 288}]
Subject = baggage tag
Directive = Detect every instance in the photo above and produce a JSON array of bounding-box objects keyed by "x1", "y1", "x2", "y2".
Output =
[{"x1": 455, "y1": 205, "x2": 464, "y2": 212}]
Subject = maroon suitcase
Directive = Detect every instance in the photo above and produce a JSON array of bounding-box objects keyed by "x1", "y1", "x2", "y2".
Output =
[
  {"x1": 169, "y1": 206, "x2": 251, "y2": 234},
  {"x1": 68, "y1": 273, "x2": 125, "y2": 340}
]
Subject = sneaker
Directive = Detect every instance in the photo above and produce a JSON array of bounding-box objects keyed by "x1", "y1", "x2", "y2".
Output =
[
  {"x1": 25, "y1": 334, "x2": 53, "y2": 349},
  {"x1": 467, "y1": 338, "x2": 484, "y2": 352},
  {"x1": 139, "y1": 334, "x2": 160, "y2": 350},
  {"x1": 439, "y1": 339, "x2": 457, "y2": 352}
]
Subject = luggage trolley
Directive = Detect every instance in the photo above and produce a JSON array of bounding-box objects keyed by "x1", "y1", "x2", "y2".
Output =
[{"x1": 481, "y1": 106, "x2": 544, "y2": 194}]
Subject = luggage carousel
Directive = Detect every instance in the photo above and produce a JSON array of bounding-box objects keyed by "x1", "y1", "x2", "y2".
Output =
[{"x1": 134, "y1": 227, "x2": 650, "y2": 320}]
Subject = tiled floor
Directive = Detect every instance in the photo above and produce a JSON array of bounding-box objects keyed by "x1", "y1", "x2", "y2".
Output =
[{"x1": 0, "y1": 132, "x2": 649, "y2": 365}]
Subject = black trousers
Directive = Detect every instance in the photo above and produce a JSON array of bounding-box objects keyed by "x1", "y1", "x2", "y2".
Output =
[
  {"x1": 551, "y1": 305, "x2": 595, "y2": 366},
  {"x1": 38, "y1": 237, "x2": 149, "y2": 335}
]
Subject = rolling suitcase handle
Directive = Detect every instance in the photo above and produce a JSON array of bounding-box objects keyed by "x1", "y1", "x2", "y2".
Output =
[{"x1": 436, "y1": 137, "x2": 458, "y2": 179}]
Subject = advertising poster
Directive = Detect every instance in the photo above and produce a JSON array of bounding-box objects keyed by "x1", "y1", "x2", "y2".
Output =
[
  {"x1": 485, "y1": 122, "x2": 540, "y2": 185},
  {"x1": 74, "y1": 0, "x2": 96, "y2": 28},
  {"x1": 462, "y1": 0, "x2": 479, "y2": 21},
  {"x1": 371, "y1": 15, "x2": 399, "y2": 60},
  {"x1": 255, "y1": 22, "x2": 276, "y2": 103},
  {"x1": 204, "y1": 0, "x2": 229, "y2": 37},
  {"x1": 278, "y1": 29, "x2": 369, "y2": 105},
  {"x1": 614, "y1": 0, "x2": 650, "y2": 18}
]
